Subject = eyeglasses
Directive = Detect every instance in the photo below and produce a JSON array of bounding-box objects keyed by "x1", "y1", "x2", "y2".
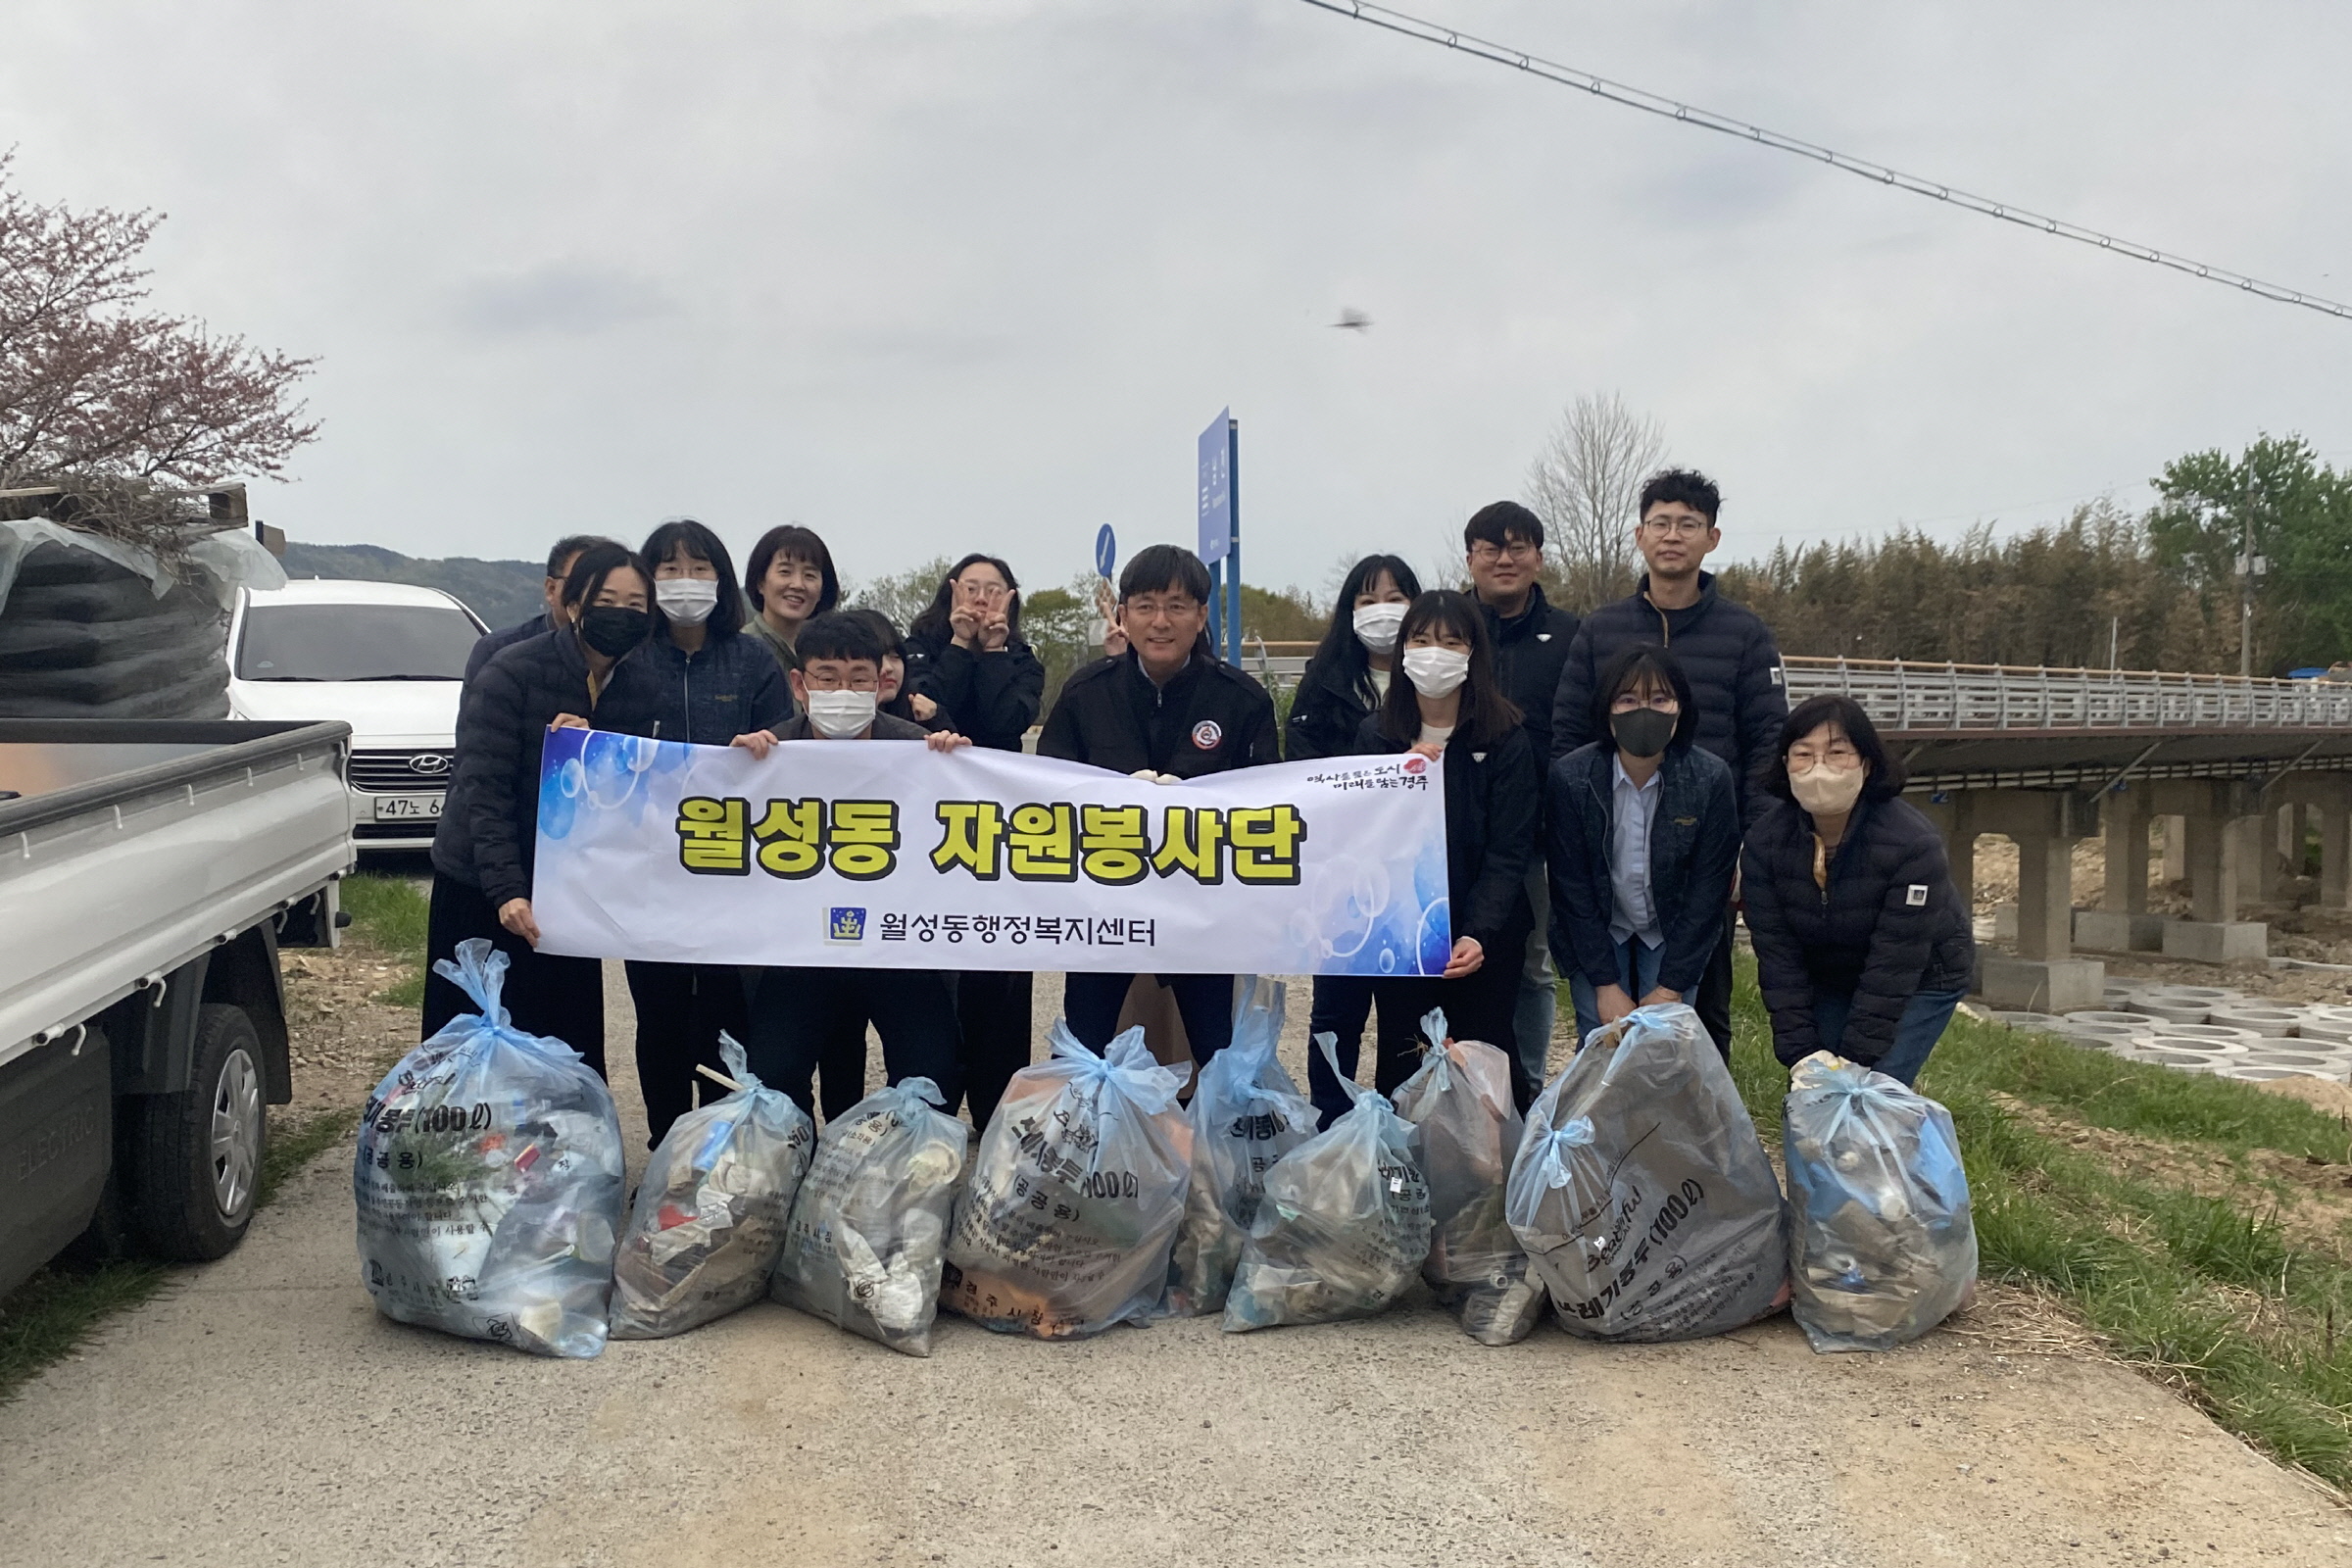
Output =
[
  {"x1": 1788, "y1": 743, "x2": 1861, "y2": 769},
  {"x1": 1609, "y1": 692, "x2": 1679, "y2": 713},
  {"x1": 1468, "y1": 541, "x2": 1540, "y2": 564},
  {"x1": 1640, "y1": 516, "x2": 1711, "y2": 538},
  {"x1": 1124, "y1": 596, "x2": 1199, "y2": 621}
]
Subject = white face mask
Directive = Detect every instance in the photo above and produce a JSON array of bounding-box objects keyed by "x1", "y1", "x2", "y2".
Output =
[
  {"x1": 655, "y1": 577, "x2": 720, "y2": 625},
  {"x1": 1400, "y1": 645, "x2": 1470, "y2": 699},
  {"x1": 1789, "y1": 762, "x2": 1866, "y2": 816},
  {"x1": 1351, "y1": 602, "x2": 1407, "y2": 656},
  {"x1": 805, "y1": 689, "x2": 878, "y2": 739}
]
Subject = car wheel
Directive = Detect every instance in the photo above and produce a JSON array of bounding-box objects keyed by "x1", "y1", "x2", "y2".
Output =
[{"x1": 127, "y1": 1003, "x2": 269, "y2": 1261}]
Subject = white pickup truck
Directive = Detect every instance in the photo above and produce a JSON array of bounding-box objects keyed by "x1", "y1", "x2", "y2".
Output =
[{"x1": 0, "y1": 716, "x2": 353, "y2": 1298}]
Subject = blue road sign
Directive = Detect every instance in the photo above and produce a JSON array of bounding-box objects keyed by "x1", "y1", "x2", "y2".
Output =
[
  {"x1": 1094, "y1": 523, "x2": 1116, "y2": 581},
  {"x1": 1197, "y1": 408, "x2": 1233, "y2": 565}
]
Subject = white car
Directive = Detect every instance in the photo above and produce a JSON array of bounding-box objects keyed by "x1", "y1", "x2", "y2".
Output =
[{"x1": 226, "y1": 579, "x2": 491, "y2": 853}]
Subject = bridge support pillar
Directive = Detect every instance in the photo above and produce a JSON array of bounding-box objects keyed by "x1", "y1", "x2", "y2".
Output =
[
  {"x1": 1918, "y1": 794, "x2": 1976, "y2": 912},
  {"x1": 2148, "y1": 779, "x2": 2268, "y2": 963},
  {"x1": 1969, "y1": 790, "x2": 2102, "y2": 1011},
  {"x1": 2162, "y1": 815, "x2": 2185, "y2": 886},
  {"x1": 2278, "y1": 774, "x2": 2352, "y2": 910},
  {"x1": 2100, "y1": 787, "x2": 2149, "y2": 914}
]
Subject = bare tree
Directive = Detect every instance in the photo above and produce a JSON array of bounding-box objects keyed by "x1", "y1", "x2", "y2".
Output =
[
  {"x1": 1523, "y1": 392, "x2": 1665, "y2": 612},
  {"x1": 0, "y1": 152, "x2": 318, "y2": 492}
]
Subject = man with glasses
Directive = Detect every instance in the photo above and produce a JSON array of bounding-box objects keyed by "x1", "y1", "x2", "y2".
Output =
[
  {"x1": 1547, "y1": 468, "x2": 1788, "y2": 1060},
  {"x1": 1461, "y1": 500, "x2": 1581, "y2": 1097}
]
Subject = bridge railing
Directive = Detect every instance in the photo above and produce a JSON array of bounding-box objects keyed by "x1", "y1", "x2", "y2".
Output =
[{"x1": 1781, "y1": 656, "x2": 2352, "y2": 731}]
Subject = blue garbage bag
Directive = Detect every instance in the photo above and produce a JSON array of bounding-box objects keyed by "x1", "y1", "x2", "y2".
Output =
[
  {"x1": 610, "y1": 1034, "x2": 815, "y2": 1339},
  {"x1": 1783, "y1": 1052, "x2": 1978, "y2": 1352},
  {"x1": 355, "y1": 939, "x2": 626, "y2": 1358}
]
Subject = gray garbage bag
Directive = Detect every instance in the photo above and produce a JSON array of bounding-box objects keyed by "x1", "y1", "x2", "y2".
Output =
[
  {"x1": 1162, "y1": 978, "x2": 1317, "y2": 1317},
  {"x1": 1784, "y1": 1052, "x2": 1978, "y2": 1352},
  {"x1": 609, "y1": 1035, "x2": 814, "y2": 1339},
  {"x1": 771, "y1": 1076, "x2": 968, "y2": 1356},
  {"x1": 354, "y1": 939, "x2": 626, "y2": 1357},
  {"x1": 1392, "y1": 1007, "x2": 1544, "y2": 1346},
  {"x1": 1222, "y1": 1033, "x2": 1432, "y2": 1332},
  {"x1": 1508, "y1": 1004, "x2": 1787, "y2": 1342},
  {"x1": 944, "y1": 1022, "x2": 1193, "y2": 1339}
]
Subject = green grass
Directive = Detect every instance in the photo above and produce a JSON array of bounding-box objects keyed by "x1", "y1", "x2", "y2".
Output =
[
  {"x1": 339, "y1": 872, "x2": 429, "y2": 1005},
  {"x1": 1723, "y1": 953, "x2": 2352, "y2": 1492}
]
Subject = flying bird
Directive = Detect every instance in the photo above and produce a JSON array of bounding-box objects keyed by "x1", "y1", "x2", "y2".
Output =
[{"x1": 1330, "y1": 307, "x2": 1372, "y2": 333}]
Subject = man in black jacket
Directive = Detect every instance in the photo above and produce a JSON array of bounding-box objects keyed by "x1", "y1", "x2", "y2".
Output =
[
  {"x1": 1463, "y1": 501, "x2": 1579, "y2": 1095},
  {"x1": 463, "y1": 534, "x2": 619, "y2": 684},
  {"x1": 1547, "y1": 468, "x2": 1788, "y2": 1054},
  {"x1": 1038, "y1": 543, "x2": 1280, "y2": 1064}
]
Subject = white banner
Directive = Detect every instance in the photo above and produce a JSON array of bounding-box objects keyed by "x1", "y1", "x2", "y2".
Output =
[{"x1": 530, "y1": 727, "x2": 1451, "y2": 975}]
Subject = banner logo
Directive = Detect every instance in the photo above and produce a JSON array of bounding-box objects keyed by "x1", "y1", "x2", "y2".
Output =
[
  {"x1": 828, "y1": 906, "x2": 868, "y2": 942},
  {"x1": 1191, "y1": 719, "x2": 1222, "y2": 751}
]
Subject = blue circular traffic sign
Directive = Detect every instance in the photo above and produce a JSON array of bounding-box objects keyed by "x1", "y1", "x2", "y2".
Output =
[{"x1": 1094, "y1": 524, "x2": 1116, "y2": 581}]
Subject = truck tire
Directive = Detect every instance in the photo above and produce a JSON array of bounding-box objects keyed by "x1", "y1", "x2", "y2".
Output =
[{"x1": 125, "y1": 1004, "x2": 269, "y2": 1261}]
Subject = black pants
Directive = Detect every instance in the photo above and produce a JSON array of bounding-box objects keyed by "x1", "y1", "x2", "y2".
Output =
[
  {"x1": 1695, "y1": 906, "x2": 1735, "y2": 1062},
  {"x1": 745, "y1": 966, "x2": 962, "y2": 1120},
  {"x1": 1061, "y1": 972, "x2": 1234, "y2": 1065},
  {"x1": 421, "y1": 871, "x2": 607, "y2": 1080},
  {"x1": 1313, "y1": 922, "x2": 1528, "y2": 1126},
  {"x1": 816, "y1": 1004, "x2": 872, "y2": 1124},
  {"x1": 623, "y1": 960, "x2": 751, "y2": 1148},
  {"x1": 1305, "y1": 974, "x2": 1378, "y2": 1130},
  {"x1": 955, "y1": 969, "x2": 1034, "y2": 1133}
]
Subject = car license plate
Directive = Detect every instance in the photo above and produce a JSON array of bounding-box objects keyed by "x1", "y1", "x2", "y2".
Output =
[{"x1": 374, "y1": 794, "x2": 443, "y2": 821}]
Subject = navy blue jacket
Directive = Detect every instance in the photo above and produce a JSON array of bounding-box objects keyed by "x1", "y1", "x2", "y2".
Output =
[
  {"x1": 1039, "y1": 652, "x2": 1280, "y2": 779},
  {"x1": 1545, "y1": 741, "x2": 1740, "y2": 996},
  {"x1": 465, "y1": 612, "x2": 551, "y2": 685},
  {"x1": 1548, "y1": 573, "x2": 1787, "y2": 822},
  {"x1": 1352, "y1": 715, "x2": 1540, "y2": 955},
  {"x1": 639, "y1": 629, "x2": 793, "y2": 748},
  {"x1": 1481, "y1": 583, "x2": 1579, "y2": 763},
  {"x1": 904, "y1": 625, "x2": 1044, "y2": 753},
  {"x1": 1740, "y1": 794, "x2": 1976, "y2": 1067}
]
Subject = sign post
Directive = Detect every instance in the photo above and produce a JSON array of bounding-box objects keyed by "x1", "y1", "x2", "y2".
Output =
[{"x1": 1197, "y1": 408, "x2": 1241, "y2": 662}]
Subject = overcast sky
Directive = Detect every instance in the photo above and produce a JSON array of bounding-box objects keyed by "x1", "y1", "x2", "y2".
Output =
[{"x1": 9, "y1": 0, "x2": 2350, "y2": 598}]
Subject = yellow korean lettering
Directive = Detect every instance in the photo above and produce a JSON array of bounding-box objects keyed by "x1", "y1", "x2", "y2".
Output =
[
  {"x1": 1078, "y1": 804, "x2": 1148, "y2": 886},
  {"x1": 1005, "y1": 802, "x2": 1077, "y2": 882},
  {"x1": 931, "y1": 801, "x2": 1005, "y2": 880},
  {"x1": 1151, "y1": 805, "x2": 1225, "y2": 885},
  {"x1": 752, "y1": 798, "x2": 824, "y2": 879},
  {"x1": 829, "y1": 800, "x2": 900, "y2": 880},
  {"x1": 1228, "y1": 804, "x2": 1307, "y2": 884},
  {"x1": 674, "y1": 795, "x2": 750, "y2": 876}
]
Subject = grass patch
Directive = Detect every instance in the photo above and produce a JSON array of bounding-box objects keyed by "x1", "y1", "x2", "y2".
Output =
[
  {"x1": 0, "y1": 1261, "x2": 171, "y2": 1405},
  {"x1": 1724, "y1": 952, "x2": 2352, "y2": 1492},
  {"x1": 340, "y1": 872, "x2": 429, "y2": 1006},
  {"x1": 259, "y1": 1106, "x2": 363, "y2": 1208}
]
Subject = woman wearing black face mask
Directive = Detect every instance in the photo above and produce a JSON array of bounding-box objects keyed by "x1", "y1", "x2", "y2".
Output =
[
  {"x1": 1546, "y1": 643, "x2": 1739, "y2": 1051},
  {"x1": 423, "y1": 542, "x2": 665, "y2": 1075}
]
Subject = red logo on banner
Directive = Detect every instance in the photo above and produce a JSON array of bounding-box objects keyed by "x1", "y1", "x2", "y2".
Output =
[{"x1": 1401, "y1": 755, "x2": 1427, "y2": 774}]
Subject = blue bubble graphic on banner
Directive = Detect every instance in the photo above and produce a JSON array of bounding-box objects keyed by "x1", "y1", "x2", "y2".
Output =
[
  {"x1": 581, "y1": 732, "x2": 660, "y2": 810},
  {"x1": 539, "y1": 753, "x2": 583, "y2": 839}
]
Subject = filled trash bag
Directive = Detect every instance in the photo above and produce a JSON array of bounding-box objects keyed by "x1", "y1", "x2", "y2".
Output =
[
  {"x1": 1784, "y1": 1052, "x2": 1978, "y2": 1352},
  {"x1": 1392, "y1": 1008, "x2": 1544, "y2": 1347},
  {"x1": 771, "y1": 1076, "x2": 968, "y2": 1356},
  {"x1": 1508, "y1": 1004, "x2": 1786, "y2": 1343},
  {"x1": 609, "y1": 1035, "x2": 814, "y2": 1340},
  {"x1": 1162, "y1": 979, "x2": 1318, "y2": 1317},
  {"x1": 944, "y1": 1022, "x2": 1193, "y2": 1339},
  {"x1": 1222, "y1": 1033, "x2": 1433, "y2": 1332},
  {"x1": 354, "y1": 939, "x2": 626, "y2": 1358}
]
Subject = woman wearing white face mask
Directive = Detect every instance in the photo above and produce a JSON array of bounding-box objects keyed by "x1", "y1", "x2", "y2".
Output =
[
  {"x1": 622, "y1": 518, "x2": 797, "y2": 1146},
  {"x1": 1318, "y1": 589, "x2": 1542, "y2": 1123},
  {"x1": 1740, "y1": 696, "x2": 1975, "y2": 1087}
]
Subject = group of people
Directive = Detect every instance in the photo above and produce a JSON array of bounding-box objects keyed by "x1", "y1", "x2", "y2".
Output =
[{"x1": 422, "y1": 466, "x2": 1977, "y2": 1146}]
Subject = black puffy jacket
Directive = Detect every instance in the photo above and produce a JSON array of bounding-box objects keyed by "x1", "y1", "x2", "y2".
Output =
[
  {"x1": 1546, "y1": 740, "x2": 1740, "y2": 997},
  {"x1": 904, "y1": 624, "x2": 1045, "y2": 753},
  {"x1": 1038, "y1": 651, "x2": 1280, "y2": 778},
  {"x1": 1285, "y1": 655, "x2": 1384, "y2": 762},
  {"x1": 1548, "y1": 573, "x2": 1788, "y2": 821},
  {"x1": 1481, "y1": 583, "x2": 1579, "y2": 763},
  {"x1": 1740, "y1": 794, "x2": 1977, "y2": 1067},
  {"x1": 465, "y1": 612, "x2": 551, "y2": 685},
  {"x1": 639, "y1": 628, "x2": 793, "y2": 747},
  {"x1": 430, "y1": 628, "x2": 664, "y2": 907},
  {"x1": 1351, "y1": 715, "x2": 1540, "y2": 955}
]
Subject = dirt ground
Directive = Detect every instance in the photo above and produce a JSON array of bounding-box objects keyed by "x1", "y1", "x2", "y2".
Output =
[{"x1": 2, "y1": 946, "x2": 2347, "y2": 1566}]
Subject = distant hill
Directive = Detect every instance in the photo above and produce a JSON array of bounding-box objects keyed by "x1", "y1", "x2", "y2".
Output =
[{"x1": 280, "y1": 542, "x2": 545, "y2": 629}]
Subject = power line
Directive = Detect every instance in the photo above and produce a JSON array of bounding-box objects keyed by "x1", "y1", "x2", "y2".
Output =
[{"x1": 1292, "y1": 0, "x2": 2352, "y2": 324}]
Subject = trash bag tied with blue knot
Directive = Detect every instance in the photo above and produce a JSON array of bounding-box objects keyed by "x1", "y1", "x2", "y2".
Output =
[
  {"x1": 354, "y1": 939, "x2": 626, "y2": 1358},
  {"x1": 609, "y1": 1034, "x2": 814, "y2": 1340},
  {"x1": 1391, "y1": 1007, "x2": 1544, "y2": 1346},
  {"x1": 1221, "y1": 1032, "x2": 1432, "y2": 1332},
  {"x1": 1507, "y1": 1003, "x2": 1786, "y2": 1343},
  {"x1": 1162, "y1": 978, "x2": 1319, "y2": 1317},
  {"x1": 944, "y1": 1021, "x2": 1193, "y2": 1339},
  {"x1": 1783, "y1": 1052, "x2": 1978, "y2": 1352},
  {"x1": 771, "y1": 1076, "x2": 968, "y2": 1356}
]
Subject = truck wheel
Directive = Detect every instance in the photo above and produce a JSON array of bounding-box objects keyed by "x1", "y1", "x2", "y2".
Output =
[{"x1": 128, "y1": 1004, "x2": 269, "y2": 1261}]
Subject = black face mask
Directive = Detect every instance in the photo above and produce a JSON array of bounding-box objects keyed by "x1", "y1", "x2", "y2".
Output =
[
  {"x1": 577, "y1": 607, "x2": 650, "y2": 658},
  {"x1": 1610, "y1": 708, "x2": 1677, "y2": 760}
]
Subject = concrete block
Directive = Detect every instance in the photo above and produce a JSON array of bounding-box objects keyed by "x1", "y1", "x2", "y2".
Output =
[
  {"x1": 1976, "y1": 955, "x2": 2106, "y2": 1014},
  {"x1": 2073, "y1": 909, "x2": 2166, "y2": 954},
  {"x1": 1991, "y1": 904, "x2": 2017, "y2": 943},
  {"x1": 2161, "y1": 920, "x2": 2268, "y2": 964}
]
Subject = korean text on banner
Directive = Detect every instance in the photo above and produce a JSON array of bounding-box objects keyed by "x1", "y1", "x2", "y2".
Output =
[{"x1": 529, "y1": 728, "x2": 1450, "y2": 975}]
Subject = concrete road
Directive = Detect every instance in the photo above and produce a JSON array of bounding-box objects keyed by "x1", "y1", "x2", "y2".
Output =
[{"x1": 2, "y1": 968, "x2": 2344, "y2": 1567}]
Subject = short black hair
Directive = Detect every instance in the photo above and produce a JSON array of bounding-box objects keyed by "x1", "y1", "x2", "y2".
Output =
[
  {"x1": 546, "y1": 534, "x2": 619, "y2": 579},
  {"x1": 1117, "y1": 543, "x2": 1212, "y2": 606},
  {"x1": 640, "y1": 517, "x2": 746, "y2": 637},
  {"x1": 1464, "y1": 500, "x2": 1544, "y2": 553},
  {"x1": 744, "y1": 525, "x2": 842, "y2": 616},
  {"x1": 1590, "y1": 643, "x2": 1699, "y2": 752},
  {"x1": 559, "y1": 542, "x2": 650, "y2": 611},
  {"x1": 1767, "y1": 694, "x2": 1905, "y2": 804},
  {"x1": 796, "y1": 610, "x2": 884, "y2": 668},
  {"x1": 1638, "y1": 468, "x2": 1722, "y2": 525},
  {"x1": 844, "y1": 606, "x2": 906, "y2": 661},
  {"x1": 1377, "y1": 589, "x2": 1522, "y2": 749}
]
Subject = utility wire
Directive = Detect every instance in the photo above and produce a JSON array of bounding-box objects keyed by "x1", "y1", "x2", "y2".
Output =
[{"x1": 1293, "y1": 0, "x2": 2352, "y2": 324}]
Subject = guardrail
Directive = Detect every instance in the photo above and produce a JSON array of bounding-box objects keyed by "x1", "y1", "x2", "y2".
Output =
[{"x1": 1783, "y1": 656, "x2": 2352, "y2": 732}]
